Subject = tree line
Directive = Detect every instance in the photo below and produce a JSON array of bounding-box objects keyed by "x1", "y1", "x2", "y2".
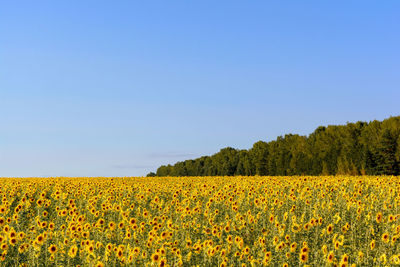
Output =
[{"x1": 147, "y1": 116, "x2": 400, "y2": 177}]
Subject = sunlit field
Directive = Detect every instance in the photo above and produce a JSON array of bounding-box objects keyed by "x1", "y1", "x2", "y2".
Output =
[{"x1": 1, "y1": 176, "x2": 400, "y2": 266}]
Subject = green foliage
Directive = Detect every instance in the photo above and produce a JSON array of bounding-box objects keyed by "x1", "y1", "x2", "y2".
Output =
[{"x1": 149, "y1": 116, "x2": 400, "y2": 176}]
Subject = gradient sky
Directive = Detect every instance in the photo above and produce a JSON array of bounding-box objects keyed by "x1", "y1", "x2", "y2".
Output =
[{"x1": 1, "y1": 1, "x2": 399, "y2": 177}]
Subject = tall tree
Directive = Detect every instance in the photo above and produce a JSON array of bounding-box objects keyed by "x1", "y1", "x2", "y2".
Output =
[
  {"x1": 150, "y1": 116, "x2": 400, "y2": 177},
  {"x1": 376, "y1": 129, "x2": 399, "y2": 175}
]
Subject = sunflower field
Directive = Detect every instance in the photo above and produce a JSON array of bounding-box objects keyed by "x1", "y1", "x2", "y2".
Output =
[{"x1": 0, "y1": 176, "x2": 400, "y2": 266}]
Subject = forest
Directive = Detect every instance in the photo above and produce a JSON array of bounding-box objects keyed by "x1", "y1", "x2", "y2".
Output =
[{"x1": 148, "y1": 116, "x2": 400, "y2": 177}]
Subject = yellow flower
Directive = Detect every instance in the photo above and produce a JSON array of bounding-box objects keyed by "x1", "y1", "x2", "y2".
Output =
[
  {"x1": 262, "y1": 251, "x2": 271, "y2": 266},
  {"x1": 327, "y1": 224, "x2": 333, "y2": 234},
  {"x1": 321, "y1": 245, "x2": 328, "y2": 255},
  {"x1": 370, "y1": 239, "x2": 376, "y2": 250},
  {"x1": 68, "y1": 245, "x2": 78, "y2": 258},
  {"x1": 382, "y1": 233, "x2": 389, "y2": 243},
  {"x1": 151, "y1": 252, "x2": 160, "y2": 263},
  {"x1": 358, "y1": 251, "x2": 364, "y2": 260},
  {"x1": 376, "y1": 212, "x2": 383, "y2": 223},
  {"x1": 327, "y1": 251, "x2": 335, "y2": 263},
  {"x1": 35, "y1": 234, "x2": 45, "y2": 245},
  {"x1": 291, "y1": 223, "x2": 301, "y2": 233},
  {"x1": 379, "y1": 254, "x2": 387, "y2": 264},
  {"x1": 341, "y1": 254, "x2": 349, "y2": 263},
  {"x1": 299, "y1": 252, "x2": 308, "y2": 263},
  {"x1": 391, "y1": 255, "x2": 400, "y2": 265},
  {"x1": 48, "y1": 244, "x2": 57, "y2": 254}
]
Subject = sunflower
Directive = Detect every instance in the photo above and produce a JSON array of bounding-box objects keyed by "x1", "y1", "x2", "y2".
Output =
[
  {"x1": 151, "y1": 252, "x2": 161, "y2": 263},
  {"x1": 18, "y1": 244, "x2": 27, "y2": 253},
  {"x1": 48, "y1": 244, "x2": 57, "y2": 254},
  {"x1": 382, "y1": 233, "x2": 389, "y2": 243},
  {"x1": 376, "y1": 212, "x2": 383, "y2": 223},
  {"x1": 0, "y1": 243, "x2": 7, "y2": 250},
  {"x1": 133, "y1": 247, "x2": 140, "y2": 255},
  {"x1": 106, "y1": 243, "x2": 113, "y2": 252},
  {"x1": 87, "y1": 244, "x2": 95, "y2": 255},
  {"x1": 108, "y1": 222, "x2": 116, "y2": 231},
  {"x1": 299, "y1": 252, "x2": 308, "y2": 263},
  {"x1": 321, "y1": 245, "x2": 328, "y2": 255},
  {"x1": 327, "y1": 251, "x2": 335, "y2": 263},
  {"x1": 392, "y1": 255, "x2": 400, "y2": 265},
  {"x1": 291, "y1": 223, "x2": 301, "y2": 233},
  {"x1": 327, "y1": 224, "x2": 333, "y2": 234},
  {"x1": 300, "y1": 246, "x2": 310, "y2": 253},
  {"x1": 262, "y1": 251, "x2": 271, "y2": 266},
  {"x1": 358, "y1": 251, "x2": 364, "y2": 261},
  {"x1": 9, "y1": 238, "x2": 17, "y2": 246},
  {"x1": 341, "y1": 254, "x2": 349, "y2": 263},
  {"x1": 379, "y1": 254, "x2": 387, "y2": 264},
  {"x1": 207, "y1": 247, "x2": 216, "y2": 257},
  {"x1": 68, "y1": 245, "x2": 78, "y2": 258},
  {"x1": 129, "y1": 218, "x2": 136, "y2": 225},
  {"x1": 370, "y1": 239, "x2": 376, "y2": 250},
  {"x1": 35, "y1": 234, "x2": 45, "y2": 245},
  {"x1": 269, "y1": 214, "x2": 274, "y2": 223},
  {"x1": 272, "y1": 236, "x2": 279, "y2": 246},
  {"x1": 391, "y1": 235, "x2": 397, "y2": 246}
]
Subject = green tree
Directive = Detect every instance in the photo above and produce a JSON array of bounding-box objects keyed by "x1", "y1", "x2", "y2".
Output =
[
  {"x1": 148, "y1": 116, "x2": 400, "y2": 177},
  {"x1": 376, "y1": 129, "x2": 399, "y2": 175}
]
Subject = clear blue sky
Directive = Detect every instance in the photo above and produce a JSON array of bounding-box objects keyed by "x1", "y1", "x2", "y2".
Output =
[{"x1": 1, "y1": 1, "x2": 399, "y2": 177}]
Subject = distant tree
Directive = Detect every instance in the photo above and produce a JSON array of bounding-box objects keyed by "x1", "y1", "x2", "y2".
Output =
[
  {"x1": 376, "y1": 129, "x2": 399, "y2": 175},
  {"x1": 336, "y1": 156, "x2": 349, "y2": 175},
  {"x1": 149, "y1": 116, "x2": 400, "y2": 177},
  {"x1": 249, "y1": 141, "x2": 269, "y2": 175},
  {"x1": 321, "y1": 161, "x2": 330, "y2": 175}
]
